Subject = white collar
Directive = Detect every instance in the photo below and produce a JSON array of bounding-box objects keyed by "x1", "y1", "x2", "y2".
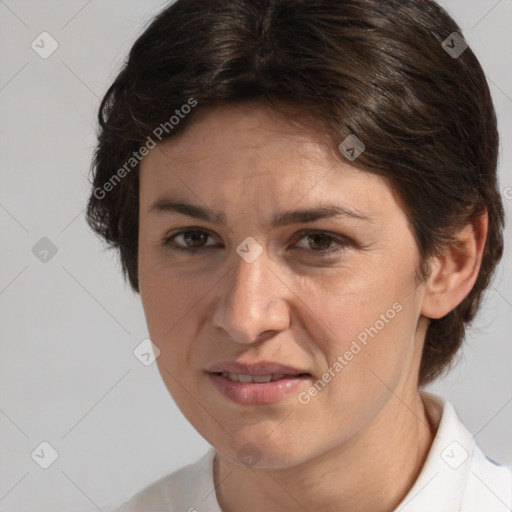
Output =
[{"x1": 394, "y1": 391, "x2": 475, "y2": 511}]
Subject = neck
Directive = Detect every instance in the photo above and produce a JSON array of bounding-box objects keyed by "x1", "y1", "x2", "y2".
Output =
[{"x1": 214, "y1": 392, "x2": 436, "y2": 512}]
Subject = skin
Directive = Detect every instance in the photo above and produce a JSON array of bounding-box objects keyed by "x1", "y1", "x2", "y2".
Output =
[{"x1": 137, "y1": 103, "x2": 487, "y2": 512}]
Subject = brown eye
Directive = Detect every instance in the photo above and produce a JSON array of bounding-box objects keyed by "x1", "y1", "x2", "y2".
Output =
[
  {"x1": 293, "y1": 230, "x2": 350, "y2": 258},
  {"x1": 306, "y1": 233, "x2": 336, "y2": 251},
  {"x1": 163, "y1": 229, "x2": 217, "y2": 251},
  {"x1": 182, "y1": 230, "x2": 208, "y2": 248}
]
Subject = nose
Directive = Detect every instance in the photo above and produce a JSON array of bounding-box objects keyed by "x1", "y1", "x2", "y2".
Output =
[{"x1": 212, "y1": 244, "x2": 291, "y2": 344}]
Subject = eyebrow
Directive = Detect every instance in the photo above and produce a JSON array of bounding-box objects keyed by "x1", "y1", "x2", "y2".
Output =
[{"x1": 147, "y1": 198, "x2": 373, "y2": 227}]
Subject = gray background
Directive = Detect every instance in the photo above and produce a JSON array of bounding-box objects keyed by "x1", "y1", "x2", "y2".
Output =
[{"x1": 0, "y1": 1, "x2": 510, "y2": 510}]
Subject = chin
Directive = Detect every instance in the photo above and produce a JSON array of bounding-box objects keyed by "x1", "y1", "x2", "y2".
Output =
[{"x1": 214, "y1": 435, "x2": 312, "y2": 471}]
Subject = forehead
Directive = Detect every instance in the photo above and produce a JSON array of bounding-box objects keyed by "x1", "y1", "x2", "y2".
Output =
[
  {"x1": 138, "y1": 103, "x2": 398, "y2": 221},
  {"x1": 146, "y1": 103, "x2": 337, "y2": 170}
]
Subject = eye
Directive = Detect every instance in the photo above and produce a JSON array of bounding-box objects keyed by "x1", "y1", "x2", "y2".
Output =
[
  {"x1": 291, "y1": 230, "x2": 350, "y2": 258},
  {"x1": 162, "y1": 228, "x2": 351, "y2": 258},
  {"x1": 162, "y1": 228, "x2": 218, "y2": 252}
]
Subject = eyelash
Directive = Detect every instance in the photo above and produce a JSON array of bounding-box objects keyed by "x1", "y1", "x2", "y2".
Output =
[{"x1": 161, "y1": 228, "x2": 350, "y2": 259}]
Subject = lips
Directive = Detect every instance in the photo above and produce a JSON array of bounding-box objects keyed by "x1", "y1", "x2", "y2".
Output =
[
  {"x1": 206, "y1": 360, "x2": 312, "y2": 404},
  {"x1": 207, "y1": 361, "x2": 311, "y2": 378},
  {"x1": 208, "y1": 372, "x2": 310, "y2": 405},
  {"x1": 219, "y1": 372, "x2": 294, "y2": 383}
]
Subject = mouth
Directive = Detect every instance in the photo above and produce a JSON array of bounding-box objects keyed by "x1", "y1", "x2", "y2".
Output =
[
  {"x1": 207, "y1": 360, "x2": 311, "y2": 377},
  {"x1": 212, "y1": 371, "x2": 311, "y2": 383},
  {"x1": 207, "y1": 364, "x2": 312, "y2": 405}
]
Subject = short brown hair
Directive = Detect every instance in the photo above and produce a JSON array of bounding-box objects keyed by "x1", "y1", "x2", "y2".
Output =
[{"x1": 86, "y1": 0, "x2": 504, "y2": 385}]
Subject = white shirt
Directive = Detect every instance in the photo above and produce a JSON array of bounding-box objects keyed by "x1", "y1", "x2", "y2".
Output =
[{"x1": 112, "y1": 393, "x2": 512, "y2": 511}]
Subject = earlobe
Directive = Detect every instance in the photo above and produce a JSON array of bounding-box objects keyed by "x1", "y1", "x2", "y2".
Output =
[{"x1": 421, "y1": 211, "x2": 488, "y2": 320}]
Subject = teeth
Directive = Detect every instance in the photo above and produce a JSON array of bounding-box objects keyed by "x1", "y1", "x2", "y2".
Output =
[
  {"x1": 221, "y1": 372, "x2": 286, "y2": 383},
  {"x1": 252, "y1": 375, "x2": 272, "y2": 383}
]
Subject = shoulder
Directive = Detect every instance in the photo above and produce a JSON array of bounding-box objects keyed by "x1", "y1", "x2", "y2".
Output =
[{"x1": 112, "y1": 448, "x2": 219, "y2": 512}]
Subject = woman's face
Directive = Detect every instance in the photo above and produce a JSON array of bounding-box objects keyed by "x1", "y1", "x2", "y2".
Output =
[{"x1": 138, "y1": 103, "x2": 431, "y2": 469}]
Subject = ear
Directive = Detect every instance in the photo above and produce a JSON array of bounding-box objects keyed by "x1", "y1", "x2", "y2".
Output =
[{"x1": 421, "y1": 211, "x2": 488, "y2": 320}]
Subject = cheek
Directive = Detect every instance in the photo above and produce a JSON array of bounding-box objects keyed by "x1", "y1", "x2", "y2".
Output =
[
  {"x1": 139, "y1": 249, "x2": 205, "y2": 336},
  {"x1": 304, "y1": 267, "x2": 406, "y2": 347},
  {"x1": 138, "y1": 259, "x2": 222, "y2": 384},
  {"x1": 303, "y1": 271, "x2": 417, "y2": 400},
  {"x1": 140, "y1": 270, "x2": 203, "y2": 405}
]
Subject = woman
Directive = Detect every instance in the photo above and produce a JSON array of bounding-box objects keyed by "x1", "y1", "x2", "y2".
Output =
[{"x1": 86, "y1": 0, "x2": 512, "y2": 510}]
